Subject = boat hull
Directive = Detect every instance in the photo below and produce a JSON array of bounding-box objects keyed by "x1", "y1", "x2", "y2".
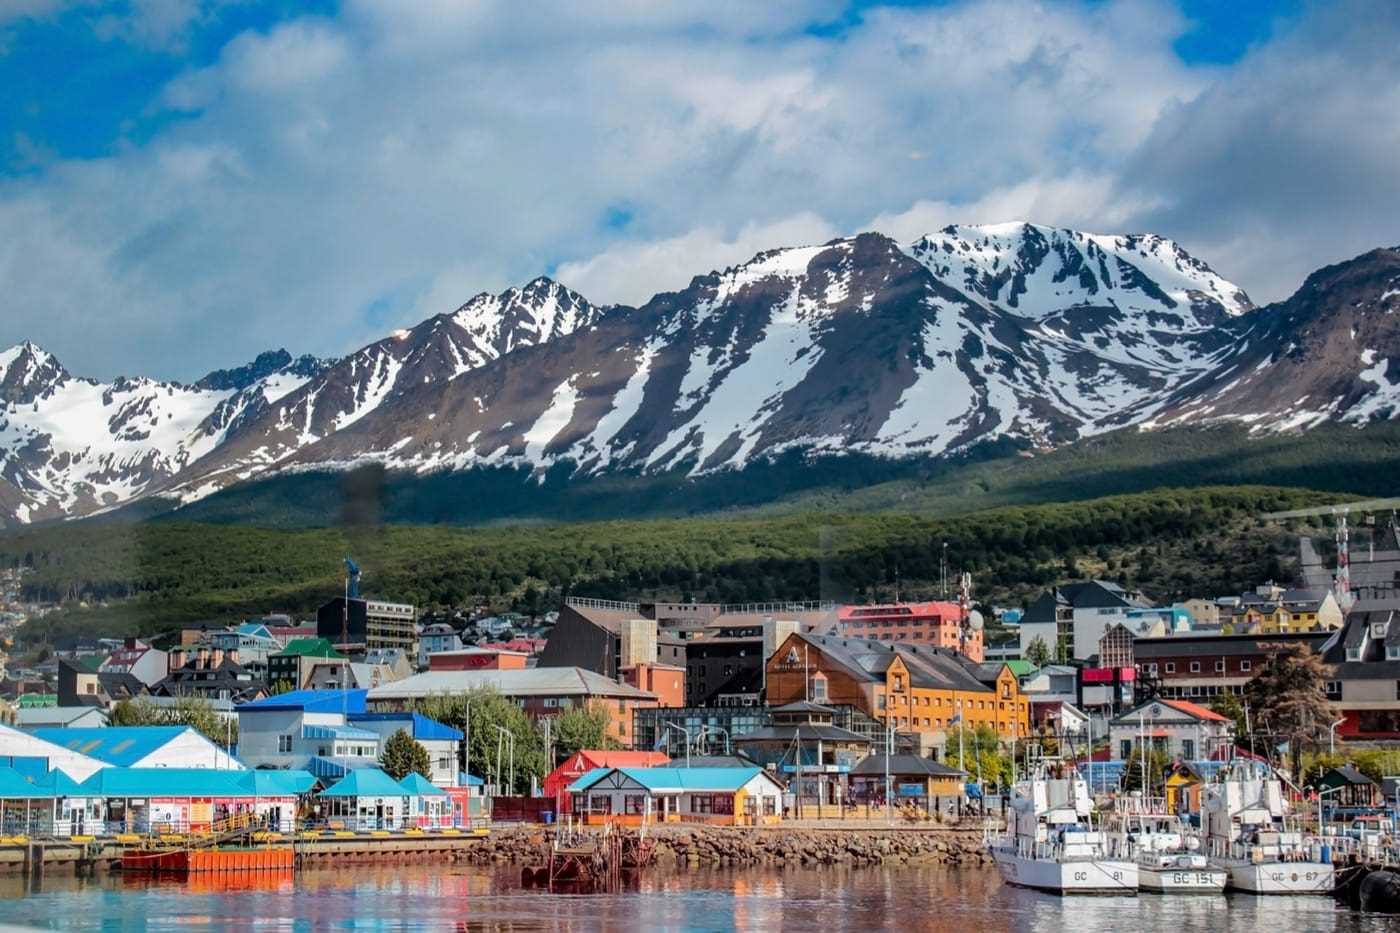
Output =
[
  {"x1": 991, "y1": 847, "x2": 1138, "y2": 895},
  {"x1": 1138, "y1": 865, "x2": 1228, "y2": 894},
  {"x1": 1222, "y1": 861, "x2": 1334, "y2": 895}
]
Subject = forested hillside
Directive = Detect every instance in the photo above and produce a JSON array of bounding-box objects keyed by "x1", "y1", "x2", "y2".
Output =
[{"x1": 0, "y1": 486, "x2": 1337, "y2": 644}]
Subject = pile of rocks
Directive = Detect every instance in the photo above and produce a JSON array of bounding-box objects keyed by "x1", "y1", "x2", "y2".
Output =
[
  {"x1": 652, "y1": 827, "x2": 993, "y2": 868},
  {"x1": 465, "y1": 825, "x2": 994, "y2": 869}
]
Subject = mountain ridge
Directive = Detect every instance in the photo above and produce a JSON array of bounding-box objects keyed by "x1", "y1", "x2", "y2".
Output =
[{"x1": 3, "y1": 222, "x2": 1398, "y2": 528}]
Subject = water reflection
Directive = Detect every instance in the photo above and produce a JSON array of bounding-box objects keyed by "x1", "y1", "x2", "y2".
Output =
[{"x1": 0, "y1": 863, "x2": 1390, "y2": 931}]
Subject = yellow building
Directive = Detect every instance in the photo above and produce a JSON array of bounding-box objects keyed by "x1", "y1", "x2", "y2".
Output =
[{"x1": 766, "y1": 633, "x2": 1031, "y2": 741}]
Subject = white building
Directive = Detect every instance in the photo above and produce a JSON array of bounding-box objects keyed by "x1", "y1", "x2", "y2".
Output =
[
  {"x1": 28, "y1": 725, "x2": 243, "y2": 771},
  {"x1": 0, "y1": 723, "x2": 110, "y2": 780},
  {"x1": 1107, "y1": 698, "x2": 1234, "y2": 761},
  {"x1": 1019, "y1": 580, "x2": 1152, "y2": 662}
]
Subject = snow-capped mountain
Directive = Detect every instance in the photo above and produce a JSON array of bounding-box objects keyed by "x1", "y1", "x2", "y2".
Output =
[
  {"x1": 0, "y1": 344, "x2": 329, "y2": 523},
  {"x1": 2, "y1": 224, "x2": 1397, "y2": 527}
]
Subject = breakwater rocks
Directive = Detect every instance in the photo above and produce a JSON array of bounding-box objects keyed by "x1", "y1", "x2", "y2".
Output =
[{"x1": 469, "y1": 825, "x2": 995, "y2": 869}]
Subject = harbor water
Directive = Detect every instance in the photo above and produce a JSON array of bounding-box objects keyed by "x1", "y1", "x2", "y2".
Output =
[{"x1": 0, "y1": 863, "x2": 1391, "y2": 931}]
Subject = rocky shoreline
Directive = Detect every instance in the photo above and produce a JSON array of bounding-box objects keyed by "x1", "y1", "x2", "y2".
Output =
[{"x1": 466, "y1": 825, "x2": 995, "y2": 869}]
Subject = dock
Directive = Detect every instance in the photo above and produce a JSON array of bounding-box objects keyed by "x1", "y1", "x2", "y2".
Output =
[{"x1": 0, "y1": 828, "x2": 491, "y2": 877}]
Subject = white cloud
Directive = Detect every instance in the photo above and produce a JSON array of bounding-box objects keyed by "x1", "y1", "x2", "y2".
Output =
[
  {"x1": 0, "y1": 0, "x2": 1396, "y2": 379},
  {"x1": 555, "y1": 213, "x2": 840, "y2": 307}
]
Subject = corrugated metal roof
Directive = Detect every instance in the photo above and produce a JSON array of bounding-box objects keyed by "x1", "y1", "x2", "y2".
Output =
[
  {"x1": 29, "y1": 727, "x2": 194, "y2": 767},
  {"x1": 568, "y1": 766, "x2": 767, "y2": 794},
  {"x1": 365, "y1": 668, "x2": 655, "y2": 701},
  {"x1": 0, "y1": 766, "x2": 56, "y2": 799},
  {"x1": 239, "y1": 689, "x2": 368, "y2": 713},
  {"x1": 398, "y1": 773, "x2": 447, "y2": 796},
  {"x1": 302, "y1": 724, "x2": 379, "y2": 741},
  {"x1": 320, "y1": 768, "x2": 407, "y2": 798},
  {"x1": 349, "y1": 713, "x2": 463, "y2": 741},
  {"x1": 77, "y1": 768, "x2": 314, "y2": 798}
]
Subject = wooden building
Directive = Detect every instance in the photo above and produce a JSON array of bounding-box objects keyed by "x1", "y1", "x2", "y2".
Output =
[
  {"x1": 567, "y1": 766, "x2": 784, "y2": 827},
  {"x1": 764, "y1": 633, "x2": 1030, "y2": 743}
]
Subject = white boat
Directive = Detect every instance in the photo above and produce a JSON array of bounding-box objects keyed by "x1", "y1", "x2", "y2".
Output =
[
  {"x1": 1200, "y1": 761, "x2": 1335, "y2": 895},
  {"x1": 987, "y1": 764, "x2": 1138, "y2": 895},
  {"x1": 1120, "y1": 801, "x2": 1227, "y2": 894}
]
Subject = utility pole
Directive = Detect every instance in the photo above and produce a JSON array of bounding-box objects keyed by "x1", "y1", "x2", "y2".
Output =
[{"x1": 884, "y1": 726, "x2": 892, "y2": 826}]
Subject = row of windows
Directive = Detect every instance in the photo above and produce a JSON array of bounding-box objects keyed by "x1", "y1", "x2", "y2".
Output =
[
  {"x1": 880, "y1": 713, "x2": 1025, "y2": 731},
  {"x1": 1142, "y1": 660, "x2": 1252, "y2": 675},
  {"x1": 881, "y1": 693, "x2": 1005, "y2": 711}
]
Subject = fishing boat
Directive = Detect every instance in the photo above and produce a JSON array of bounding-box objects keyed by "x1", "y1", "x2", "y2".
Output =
[
  {"x1": 1200, "y1": 761, "x2": 1334, "y2": 895},
  {"x1": 1120, "y1": 797, "x2": 1226, "y2": 894},
  {"x1": 987, "y1": 762, "x2": 1137, "y2": 895}
]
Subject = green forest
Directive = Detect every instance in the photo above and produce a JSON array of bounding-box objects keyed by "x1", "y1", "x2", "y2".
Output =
[{"x1": 0, "y1": 485, "x2": 1339, "y2": 645}]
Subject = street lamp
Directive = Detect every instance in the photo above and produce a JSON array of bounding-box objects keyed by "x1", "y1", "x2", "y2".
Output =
[
  {"x1": 1329, "y1": 718, "x2": 1347, "y2": 757},
  {"x1": 662, "y1": 722, "x2": 691, "y2": 768},
  {"x1": 702, "y1": 725, "x2": 731, "y2": 755},
  {"x1": 493, "y1": 725, "x2": 515, "y2": 793}
]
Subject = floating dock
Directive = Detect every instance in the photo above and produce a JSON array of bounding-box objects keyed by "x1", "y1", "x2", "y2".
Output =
[{"x1": 122, "y1": 847, "x2": 294, "y2": 873}]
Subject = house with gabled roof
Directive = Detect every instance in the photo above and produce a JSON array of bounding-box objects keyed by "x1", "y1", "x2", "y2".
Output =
[
  {"x1": 1107, "y1": 697, "x2": 1234, "y2": 762},
  {"x1": 566, "y1": 766, "x2": 783, "y2": 826},
  {"x1": 763, "y1": 632, "x2": 1029, "y2": 745}
]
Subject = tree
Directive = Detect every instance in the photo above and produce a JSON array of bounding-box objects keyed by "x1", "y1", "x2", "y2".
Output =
[
  {"x1": 1024, "y1": 636, "x2": 1051, "y2": 669},
  {"x1": 110, "y1": 694, "x2": 237, "y2": 749},
  {"x1": 944, "y1": 725, "x2": 1013, "y2": 790},
  {"x1": 1208, "y1": 692, "x2": 1248, "y2": 743},
  {"x1": 411, "y1": 687, "x2": 547, "y2": 793},
  {"x1": 379, "y1": 728, "x2": 432, "y2": 780},
  {"x1": 551, "y1": 702, "x2": 617, "y2": 763},
  {"x1": 1121, "y1": 746, "x2": 1170, "y2": 793},
  {"x1": 1243, "y1": 646, "x2": 1336, "y2": 779}
]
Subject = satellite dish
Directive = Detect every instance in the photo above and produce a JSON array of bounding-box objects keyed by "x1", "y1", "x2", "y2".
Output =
[{"x1": 968, "y1": 610, "x2": 984, "y2": 632}]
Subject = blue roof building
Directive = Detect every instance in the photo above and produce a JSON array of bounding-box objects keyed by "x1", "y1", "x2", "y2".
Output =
[
  {"x1": 239, "y1": 689, "x2": 368, "y2": 714},
  {"x1": 565, "y1": 766, "x2": 785, "y2": 825},
  {"x1": 28, "y1": 726, "x2": 243, "y2": 771}
]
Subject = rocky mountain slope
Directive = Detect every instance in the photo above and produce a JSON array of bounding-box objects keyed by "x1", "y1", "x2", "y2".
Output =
[{"x1": 2, "y1": 224, "x2": 1396, "y2": 527}]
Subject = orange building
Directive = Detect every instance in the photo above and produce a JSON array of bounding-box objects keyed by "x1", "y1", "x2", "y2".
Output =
[
  {"x1": 765, "y1": 633, "x2": 1029, "y2": 740},
  {"x1": 836, "y1": 602, "x2": 984, "y2": 662},
  {"x1": 428, "y1": 648, "x2": 529, "y2": 671},
  {"x1": 620, "y1": 663, "x2": 686, "y2": 708}
]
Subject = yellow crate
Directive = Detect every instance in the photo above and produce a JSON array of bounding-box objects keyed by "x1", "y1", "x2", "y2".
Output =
[
  {"x1": 8, "y1": 836, "x2": 27, "y2": 845},
  {"x1": 299, "y1": 831, "x2": 322, "y2": 839},
  {"x1": 159, "y1": 834, "x2": 184, "y2": 843},
  {"x1": 115, "y1": 833, "x2": 142, "y2": 844},
  {"x1": 333, "y1": 831, "x2": 355, "y2": 838},
  {"x1": 370, "y1": 830, "x2": 390, "y2": 837},
  {"x1": 68, "y1": 835, "x2": 96, "y2": 843}
]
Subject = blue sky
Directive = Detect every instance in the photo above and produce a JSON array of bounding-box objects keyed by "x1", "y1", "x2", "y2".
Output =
[{"x1": 0, "y1": 0, "x2": 1393, "y2": 380}]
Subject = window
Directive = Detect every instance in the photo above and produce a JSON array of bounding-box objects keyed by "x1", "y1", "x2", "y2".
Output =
[
  {"x1": 1148, "y1": 663, "x2": 1158, "y2": 675},
  {"x1": 878, "y1": 694, "x2": 887, "y2": 710},
  {"x1": 1190, "y1": 662, "x2": 1201, "y2": 673},
  {"x1": 625, "y1": 795, "x2": 648, "y2": 815},
  {"x1": 1164, "y1": 663, "x2": 1176, "y2": 673},
  {"x1": 1240, "y1": 660, "x2": 1252, "y2": 672},
  {"x1": 589, "y1": 795, "x2": 612, "y2": 814},
  {"x1": 1325, "y1": 681, "x2": 1342, "y2": 700},
  {"x1": 1120, "y1": 740, "x2": 1132, "y2": 759},
  {"x1": 278, "y1": 734, "x2": 293, "y2": 753},
  {"x1": 812, "y1": 678, "x2": 828, "y2": 703},
  {"x1": 1214, "y1": 660, "x2": 1225, "y2": 672},
  {"x1": 712, "y1": 794, "x2": 734, "y2": 815},
  {"x1": 692, "y1": 795, "x2": 713, "y2": 814}
]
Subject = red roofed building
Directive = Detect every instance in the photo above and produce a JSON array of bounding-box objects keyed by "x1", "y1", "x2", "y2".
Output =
[
  {"x1": 543, "y1": 750, "x2": 671, "y2": 812},
  {"x1": 835, "y1": 602, "x2": 983, "y2": 661},
  {"x1": 1108, "y1": 696, "x2": 1235, "y2": 762}
]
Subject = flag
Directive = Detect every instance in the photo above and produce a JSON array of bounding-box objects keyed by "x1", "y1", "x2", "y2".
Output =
[{"x1": 949, "y1": 713, "x2": 962, "y2": 726}]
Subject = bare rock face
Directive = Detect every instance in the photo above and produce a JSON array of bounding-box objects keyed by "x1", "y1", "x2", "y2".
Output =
[{"x1": 2, "y1": 227, "x2": 1399, "y2": 527}]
